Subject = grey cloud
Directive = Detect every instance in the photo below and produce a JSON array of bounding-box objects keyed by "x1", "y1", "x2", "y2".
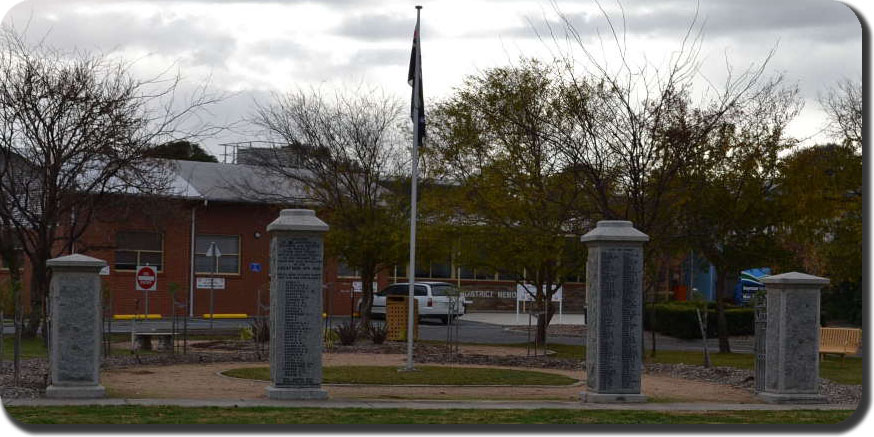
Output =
[
  {"x1": 338, "y1": 12, "x2": 434, "y2": 41},
  {"x1": 494, "y1": 0, "x2": 859, "y2": 44},
  {"x1": 247, "y1": 38, "x2": 311, "y2": 58},
  {"x1": 7, "y1": 0, "x2": 364, "y2": 6},
  {"x1": 4, "y1": 1, "x2": 237, "y2": 69},
  {"x1": 348, "y1": 47, "x2": 406, "y2": 65}
]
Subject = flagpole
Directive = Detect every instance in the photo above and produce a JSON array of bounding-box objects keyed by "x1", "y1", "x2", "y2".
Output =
[{"x1": 405, "y1": 5, "x2": 422, "y2": 372}]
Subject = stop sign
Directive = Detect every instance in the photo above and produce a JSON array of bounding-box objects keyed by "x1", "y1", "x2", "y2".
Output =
[{"x1": 135, "y1": 265, "x2": 157, "y2": 291}]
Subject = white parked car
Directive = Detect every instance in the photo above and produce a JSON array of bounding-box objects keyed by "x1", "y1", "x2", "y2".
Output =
[{"x1": 370, "y1": 282, "x2": 469, "y2": 324}]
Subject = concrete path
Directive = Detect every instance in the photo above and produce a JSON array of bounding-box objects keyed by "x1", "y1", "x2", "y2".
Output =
[{"x1": 3, "y1": 397, "x2": 856, "y2": 411}]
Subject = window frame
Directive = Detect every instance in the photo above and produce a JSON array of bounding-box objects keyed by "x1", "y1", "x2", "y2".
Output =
[
  {"x1": 194, "y1": 234, "x2": 241, "y2": 275},
  {"x1": 114, "y1": 230, "x2": 164, "y2": 272}
]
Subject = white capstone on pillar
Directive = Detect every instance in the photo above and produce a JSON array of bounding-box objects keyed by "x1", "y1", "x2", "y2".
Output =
[
  {"x1": 580, "y1": 220, "x2": 649, "y2": 403},
  {"x1": 45, "y1": 254, "x2": 107, "y2": 398},
  {"x1": 266, "y1": 209, "x2": 330, "y2": 400},
  {"x1": 758, "y1": 272, "x2": 829, "y2": 404}
]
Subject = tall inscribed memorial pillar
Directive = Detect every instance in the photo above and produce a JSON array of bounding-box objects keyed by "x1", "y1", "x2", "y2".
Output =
[
  {"x1": 266, "y1": 209, "x2": 329, "y2": 400},
  {"x1": 580, "y1": 220, "x2": 648, "y2": 403},
  {"x1": 45, "y1": 254, "x2": 108, "y2": 399}
]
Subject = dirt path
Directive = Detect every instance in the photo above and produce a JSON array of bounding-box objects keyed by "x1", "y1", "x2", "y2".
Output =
[{"x1": 102, "y1": 351, "x2": 758, "y2": 403}]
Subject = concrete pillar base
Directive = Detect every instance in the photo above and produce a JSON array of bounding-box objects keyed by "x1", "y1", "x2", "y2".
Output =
[
  {"x1": 757, "y1": 392, "x2": 827, "y2": 404},
  {"x1": 580, "y1": 391, "x2": 647, "y2": 403},
  {"x1": 266, "y1": 386, "x2": 329, "y2": 400},
  {"x1": 45, "y1": 385, "x2": 106, "y2": 399}
]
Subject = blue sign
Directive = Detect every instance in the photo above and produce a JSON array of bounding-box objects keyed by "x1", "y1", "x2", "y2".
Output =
[
  {"x1": 249, "y1": 262, "x2": 262, "y2": 273},
  {"x1": 734, "y1": 267, "x2": 771, "y2": 305}
]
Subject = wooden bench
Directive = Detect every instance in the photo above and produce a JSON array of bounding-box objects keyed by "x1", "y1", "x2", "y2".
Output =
[
  {"x1": 131, "y1": 332, "x2": 175, "y2": 351},
  {"x1": 819, "y1": 327, "x2": 861, "y2": 363}
]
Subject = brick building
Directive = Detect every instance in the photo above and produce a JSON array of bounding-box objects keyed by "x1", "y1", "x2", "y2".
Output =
[{"x1": 2, "y1": 159, "x2": 587, "y2": 318}]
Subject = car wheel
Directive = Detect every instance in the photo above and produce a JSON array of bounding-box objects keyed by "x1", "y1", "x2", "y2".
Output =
[{"x1": 440, "y1": 315, "x2": 450, "y2": 325}]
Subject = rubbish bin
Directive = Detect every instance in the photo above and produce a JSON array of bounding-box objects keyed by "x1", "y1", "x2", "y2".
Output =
[{"x1": 386, "y1": 295, "x2": 419, "y2": 341}]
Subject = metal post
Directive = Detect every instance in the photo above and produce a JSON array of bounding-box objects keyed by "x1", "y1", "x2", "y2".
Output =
[
  {"x1": 107, "y1": 287, "x2": 112, "y2": 358},
  {"x1": 405, "y1": 4, "x2": 423, "y2": 372},
  {"x1": 144, "y1": 264, "x2": 150, "y2": 321}
]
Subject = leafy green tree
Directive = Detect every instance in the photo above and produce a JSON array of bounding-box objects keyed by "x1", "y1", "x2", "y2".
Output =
[
  {"x1": 679, "y1": 78, "x2": 802, "y2": 352},
  {"x1": 776, "y1": 144, "x2": 862, "y2": 324},
  {"x1": 146, "y1": 140, "x2": 218, "y2": 162},
  {"x1": 427, "y1": 59, "x2": 589, "y2": 344}
]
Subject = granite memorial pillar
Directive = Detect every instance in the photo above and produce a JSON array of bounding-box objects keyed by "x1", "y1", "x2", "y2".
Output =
[
  {"x1": 266, "y1": 209, "x2": 329, "y2": 400},
  {"x1": 580, "y1": 220, "x2": 648, "y2": 403},
  {"x1": 757, "y1": 272, "x2": 829, "y2": 404},
  {"x1": 45, "y1": 254, "x2": 107, "y2": 399}
]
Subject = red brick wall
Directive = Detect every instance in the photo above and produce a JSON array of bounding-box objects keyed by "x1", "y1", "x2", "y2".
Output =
[
  {"x1": 2, "y1": 200, "x2": 590, "y2": 317},
  {"x1": 69, "y1": 200, "x2": 280, "y2": 317}
]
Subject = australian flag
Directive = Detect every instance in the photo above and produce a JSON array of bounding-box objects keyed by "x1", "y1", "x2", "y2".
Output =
[{"x1": 408, "y1": 11, "x2": 425, "y2": 144}]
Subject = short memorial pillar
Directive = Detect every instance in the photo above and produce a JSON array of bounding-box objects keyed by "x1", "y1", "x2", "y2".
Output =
[
  {"x1": 45, "y1": 254, "x2": 107, "y2": 399},
  {"x1": 266, "y1": 209, "x2": 329, "y2": 400},
  {"x1": 580, "y1": 220, "x2": 648, "y2": 403},
  {"x1": 757, "y1": 272, "x2": 829, "y2": 404}
]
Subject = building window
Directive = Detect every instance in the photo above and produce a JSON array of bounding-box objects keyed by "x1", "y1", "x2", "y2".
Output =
[
  {"x1": 337, "y1": 261, "x2": 359, "y2": 278},
  {"x1": 115, "y1": 231, "x2": 163, "y2": 271},
  {"x1": 459, "y1": 266, "x2": 475, "y2": 280},
  {"x1": 497, "y1": 269, "x2": 516, "y2": 281},
  {"x1": 0, "y1": 249, "x2": 25, "y2": 271},
  {"x1": 195, "y1": 234, "x2": 240, "y2": 274},
  {"x1": 475, "y1": 266, "x2": 496, "y2": 280},
  {"x1": 430, "y1": 260, "x2": 452, "y2": 279}
]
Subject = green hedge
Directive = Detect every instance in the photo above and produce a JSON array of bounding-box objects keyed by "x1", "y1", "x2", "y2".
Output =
[{"x1": 642, "y1": 302, "x2": 754, "y2": 339}]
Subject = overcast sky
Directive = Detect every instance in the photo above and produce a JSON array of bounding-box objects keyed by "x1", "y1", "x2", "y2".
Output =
[{"x1": 0, "y1": 0, "x2": 865, "y2": 159}]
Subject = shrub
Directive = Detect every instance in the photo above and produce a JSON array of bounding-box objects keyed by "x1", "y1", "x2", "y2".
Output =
[
  {"x1": 248, "y1": 317, "x2": 270, "y2": 343},
  {"x1": 643, "y1": 302, "x2": 754, "y2": 339},
  {"x1": 323, "y1": 328, "x2": 338, "y2": 348},
  {"x1": 334, "y1": 321, "x2": 358, "y2": 345},
  {"x1": 366, "y1": 322, "x2": 388, "y2": 345}
]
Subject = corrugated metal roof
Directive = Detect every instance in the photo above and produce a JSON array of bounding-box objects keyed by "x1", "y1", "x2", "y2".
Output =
[{"x1": 167, "y1": 160, "x2": 310, "y2": 205}]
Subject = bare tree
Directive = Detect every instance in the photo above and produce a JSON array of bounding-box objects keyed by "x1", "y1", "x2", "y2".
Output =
[
  {"x1": 539, "y1": 0, "x2": 783, "y2": 353},
  {"x1": 251, "y1": 86, "x2": 408, "y2": 323},
  {"x1": 820, "y1": 78, "x2": 862, "y2": 150},
  {"x1": 0, "y1": 210, "x2": 24, "y2": 383},
  {"x1": 0, "y1": 27, "x2": 219, "y2": 337}
]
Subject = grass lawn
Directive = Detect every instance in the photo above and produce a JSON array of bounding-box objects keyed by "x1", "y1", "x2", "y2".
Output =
[
  {"x1": 1, "y1": 336, "x2": 47, "y2": 360},
  {"x1": 223, "y1": 365, "x2": 578, "y2": 386},
  {"x1": 4, "y1": 406, "x2": 855, "y2": 424},
  {"x1": 526, "y1": 343, "x2": 862, "y2": 385},
  {"x1": 1, "y1": 336, "x2": 164, "y2": 360}
]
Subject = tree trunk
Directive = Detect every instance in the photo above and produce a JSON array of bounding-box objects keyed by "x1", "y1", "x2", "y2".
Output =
[
  {"x1": 25, "y1": 259, "x2": 48, "y2": 339},
  {"x1": 695, "y1": 307, "x2": 712, "y2": 368},
  {"x1": 535, "y1": 299, "x2": 554, "y2": 346},
  {"x1": 715, "y1": 268, "x2": 732, "y2": 353},
  {"x1": 358, "y1": 267, "x2": 376, "y2": 326},
  {"x1": 649, "y1": 292, "x2": 657, "y2": 358}
]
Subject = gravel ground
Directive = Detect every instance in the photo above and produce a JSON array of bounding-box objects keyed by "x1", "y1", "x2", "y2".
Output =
[
  {"x1": 0, "y1": 359, "x2": 47, "y2": 399},
  {"x1": 1, "y1": 341, "x2": 862, "y2": 406}
]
